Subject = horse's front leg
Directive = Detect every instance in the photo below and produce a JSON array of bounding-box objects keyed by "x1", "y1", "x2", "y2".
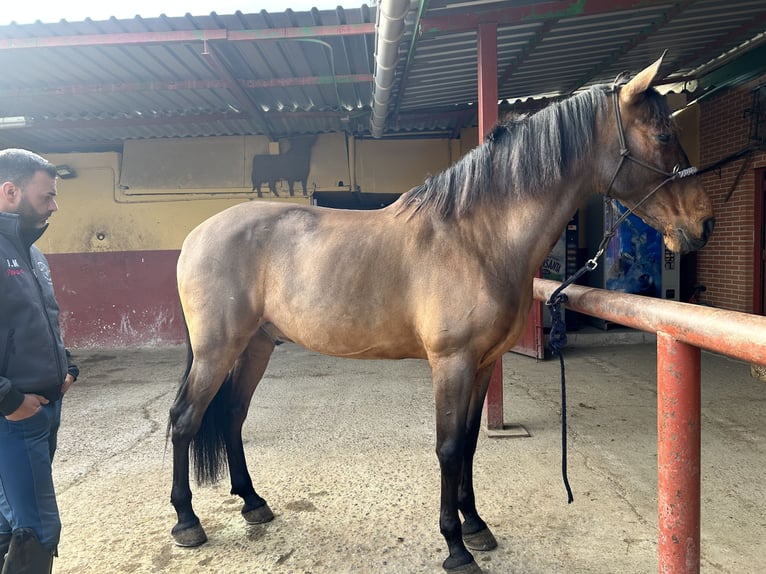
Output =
[
  {"x1": 432, "y1": 356, "x2": 483, "y2": 573},
  {"x1": 458, "y1": 364, "x2": 498, "y2": 552}
]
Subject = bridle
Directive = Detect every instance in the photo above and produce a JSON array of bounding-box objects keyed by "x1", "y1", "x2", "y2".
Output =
[
  {"x1": 545, "y1": 74, "x2": 700, "y2": 505},
  {"x1": 593, "y1": 77, "x2": 698, "y2": 270}
]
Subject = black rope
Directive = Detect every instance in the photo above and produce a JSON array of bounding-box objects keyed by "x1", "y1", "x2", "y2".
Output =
[
  {"x1": 547, "y1": 291, "x2": 574, "y2": 504},
  {"x1": 546, "y1": 265, "x2": 590, "y2": 505}
]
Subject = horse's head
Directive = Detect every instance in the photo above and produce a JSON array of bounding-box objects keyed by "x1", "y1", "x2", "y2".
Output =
[{"x1": 598, "y1": 54, "x2": 715, "y2": 254}]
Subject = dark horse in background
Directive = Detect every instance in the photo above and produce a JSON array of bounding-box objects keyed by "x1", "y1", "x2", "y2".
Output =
[
  {"x1": 169, "y1": 55, "x2": 714, "y2": 573},
  {"x1": 250, "y1": 135, "x2": 316, "y2": 197}
]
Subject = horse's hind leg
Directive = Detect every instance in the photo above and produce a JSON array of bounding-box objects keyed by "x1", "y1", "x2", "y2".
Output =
[
  {"x1": 225, "y1": 330, "x2": 276, "y2": 524},
  {"x1": 458, "y1": 364, "x2": 498, "y2": 553},
  {"x1": 170, "y1": 347, "x2": 239, "y2": 547}
]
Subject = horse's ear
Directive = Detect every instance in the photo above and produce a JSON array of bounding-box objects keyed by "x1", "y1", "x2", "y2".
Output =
[{"x1": 620, "y1": 51, "x2": 666, "y2": 105}]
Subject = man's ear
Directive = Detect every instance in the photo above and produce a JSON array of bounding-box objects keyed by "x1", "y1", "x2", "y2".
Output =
[{"x1": 0, "y1": 181, "x2": 20, "y2": 207}]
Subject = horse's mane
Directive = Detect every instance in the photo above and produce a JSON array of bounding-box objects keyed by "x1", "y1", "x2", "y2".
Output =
[{"x1": 396, "y1": 85, "x2": 612, "y2": 218}]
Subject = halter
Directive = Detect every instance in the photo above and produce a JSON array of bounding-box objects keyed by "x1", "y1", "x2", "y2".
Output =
[
  {"x1": 545, "y1": 74, "x2": 699, "y2": 504},
  {"x1": 590, "y1": 79, "x2": 698, "y2": 268}
]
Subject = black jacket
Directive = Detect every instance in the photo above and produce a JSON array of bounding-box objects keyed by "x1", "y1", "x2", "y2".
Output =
[{"x1": 0, "y1": 212, "x2": 76, "y2": 416}]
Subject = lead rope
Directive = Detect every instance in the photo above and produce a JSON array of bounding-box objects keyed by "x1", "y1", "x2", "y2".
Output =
[{"x1": 546, "y1": 78, "x2": 700, "y2": 504}]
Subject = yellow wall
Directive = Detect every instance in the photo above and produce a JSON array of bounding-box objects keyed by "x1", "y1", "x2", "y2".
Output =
[
  {"x1": 673, "y1": 102, "x2": 701, "y2": 167},
  {"x1": 43, "y1": 152, "x2": 305, "y2": 254},
  {"x1": 43, "y1": 132, "x2": 476, "y2": 255}
]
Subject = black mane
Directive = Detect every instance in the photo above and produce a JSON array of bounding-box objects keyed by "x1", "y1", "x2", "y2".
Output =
[{"x1": 396, "y1": 85, "x2": 611, "y2": 218}]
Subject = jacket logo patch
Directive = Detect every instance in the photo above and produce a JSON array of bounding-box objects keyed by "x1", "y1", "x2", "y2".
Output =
[
  {"x1": 5, "y1": 258, "x2": 23, "y2": 277},
  {"x1": 36, "y1": 261, "x2": 52, "y2": 284}
]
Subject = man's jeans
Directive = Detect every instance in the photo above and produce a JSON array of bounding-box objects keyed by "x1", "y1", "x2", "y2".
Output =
[{"x1": 0, "y1": 400, "x2": 62, "y2": 552}]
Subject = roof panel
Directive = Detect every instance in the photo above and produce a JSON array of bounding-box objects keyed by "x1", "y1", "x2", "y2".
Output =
[{"x1": 0, "y1": 1, "x2": 763, "y2": 147}]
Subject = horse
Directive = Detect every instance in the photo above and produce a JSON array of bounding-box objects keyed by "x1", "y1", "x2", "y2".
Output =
[
  {"x1": 250, "y1": 135, "x2": 316, "y2": 197},
  {"x1": 168, "y1": 54, "x2": 714, "y2": 573}
]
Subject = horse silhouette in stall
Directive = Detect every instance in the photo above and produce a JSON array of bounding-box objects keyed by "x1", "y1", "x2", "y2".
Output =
[{"x1": 251, "y1": 136, "x2": 316, "y2": 197}]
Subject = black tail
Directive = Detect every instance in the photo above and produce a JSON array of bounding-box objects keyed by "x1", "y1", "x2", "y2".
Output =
[
  {"x1": 190, "y1": 372, "x2": 232, "y2": 485},
  {"x1": 168, "y1": 310, "x2": 231, "y2": 485}
]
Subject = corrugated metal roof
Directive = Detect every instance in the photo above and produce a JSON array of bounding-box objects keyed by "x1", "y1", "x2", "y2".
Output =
[{"x1": 0, "y1": 0, "x2": 764, "y2": 151}]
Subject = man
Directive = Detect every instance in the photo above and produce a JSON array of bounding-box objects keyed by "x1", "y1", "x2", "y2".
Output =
[{"x1": 0, "y1": 148, "x2": 78, "y2": 573}]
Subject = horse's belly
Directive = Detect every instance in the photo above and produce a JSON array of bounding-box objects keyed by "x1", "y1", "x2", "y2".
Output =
[{"x1": 265, "y1": 318, "x2": 427, "y2": 360}]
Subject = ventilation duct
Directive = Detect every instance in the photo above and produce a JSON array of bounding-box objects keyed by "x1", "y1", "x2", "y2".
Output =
[{"x1": 370, "y1": 0, "x2": 411, "y2": 138}]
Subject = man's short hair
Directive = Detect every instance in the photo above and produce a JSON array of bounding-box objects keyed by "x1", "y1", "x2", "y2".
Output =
[{"x1": 0, "y1": 148, "x2": 57, "y2": 187}]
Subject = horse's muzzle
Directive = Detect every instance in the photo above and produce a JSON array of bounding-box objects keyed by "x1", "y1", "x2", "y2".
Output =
[{"x1": 678, "y1": 217, "x2": 715, "y2": 254}]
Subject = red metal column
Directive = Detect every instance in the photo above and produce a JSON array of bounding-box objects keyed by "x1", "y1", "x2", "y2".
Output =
[
  {"x1": 476, "y1": 22, "x2": 504, "y2": 430},
  {"x1": 657, "y1": 332, "x2": 701, "y2": 574},
  {"x1": 477, "y1": 22, "x2": 498, "y2": 139}
]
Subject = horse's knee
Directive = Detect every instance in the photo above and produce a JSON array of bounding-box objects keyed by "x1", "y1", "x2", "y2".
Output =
[
  {"x1": 169, "y1": 404, "x2": 199, "y2": 445},
  {"x1": 436, "y1": 439, "x2": 464, "y2": 472}
]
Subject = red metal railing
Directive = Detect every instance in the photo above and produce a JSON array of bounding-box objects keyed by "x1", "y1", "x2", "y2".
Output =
[{"x1": 532, "y1": 278, "x2": 766, "y2": 574}]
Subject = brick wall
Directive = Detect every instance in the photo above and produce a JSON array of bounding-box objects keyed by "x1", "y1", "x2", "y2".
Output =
[{"x1": 697, "y1": 76, "x2": 766, "y2": 312}]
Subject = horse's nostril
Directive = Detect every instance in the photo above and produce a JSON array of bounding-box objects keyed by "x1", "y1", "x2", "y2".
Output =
[{"x1": 703, "y1": 217, "x2": 715, "y2": 241}]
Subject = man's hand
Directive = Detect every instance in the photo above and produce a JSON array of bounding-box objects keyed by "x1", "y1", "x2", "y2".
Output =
[
  {"x1": 62, "y1": 373, "x2": 75, "y2": 395},
  {"x1": 5, "y1": 394, "x2": 49, "y2": 421}
]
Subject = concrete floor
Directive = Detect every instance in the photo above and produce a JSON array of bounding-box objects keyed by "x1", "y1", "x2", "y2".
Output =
[{"x1": 52, "y1": 336, "x2": 765, "y2": 573}]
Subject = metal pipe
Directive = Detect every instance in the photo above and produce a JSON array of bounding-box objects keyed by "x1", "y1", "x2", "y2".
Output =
[
  {"x1": 533, "y1": 278, "x2": 766, "y2": 365},
  {"x1": 483, "y1": 359, "x2": 504, "y2": 430},
  {"x1": 348, "y1": 133, "x2": 357, "y2": 191},
  {"x1": 657, "y1": 333, "x2": 701, "y2": 573},
  {"x1": 370, "y1": 0, "x2": 411, "y2": 138}
]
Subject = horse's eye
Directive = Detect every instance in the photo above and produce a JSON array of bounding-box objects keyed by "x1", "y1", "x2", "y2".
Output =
[{"x1": 656, "y1": 133, "x2": 671, "y2": 144}]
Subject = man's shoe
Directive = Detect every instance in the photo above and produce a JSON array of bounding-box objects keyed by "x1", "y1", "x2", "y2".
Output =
[{"x1": 1, "y1": 529, "x2": 53, "y2": 574}]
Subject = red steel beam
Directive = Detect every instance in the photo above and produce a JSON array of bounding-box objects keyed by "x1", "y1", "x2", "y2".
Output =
[
  {"x1": 420, "y1": 0, "x2": 673, "y2": 34},
  {"x1": 477, "y1": 23, "x2": 498, "y2": 143},
  {"x1": 0, "y1": 29, "x2": 227, "y2": 49},
  {"x1": 242, "y1": 74, "x2": 372, "y2": 88},
  {"x1": 228, "y1": 23, "x2": 374, "y2": 41},
  {"x1": 9, "y1": 109, "x2": 360, "y2": 131},
  {"x1": 533, "y1": 278, "x2": 766, "y2": 573},
  {"x1": 0, "y1": 74, "x2": 372, "y2": 98},
  {"x1": 0, "y1": 23, "x2": 374, "y2": 50},
  {"x1": 476, "y1": 22, "x2": 504, "y2": 431}
]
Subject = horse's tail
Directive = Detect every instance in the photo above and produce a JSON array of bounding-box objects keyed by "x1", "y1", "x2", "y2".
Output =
[
  {"x1": 190, "y1": 372, "x2": 231, "y2": 485},
  {"x1": 168, "y1": 310, "x2": 230, "y2": 485}
]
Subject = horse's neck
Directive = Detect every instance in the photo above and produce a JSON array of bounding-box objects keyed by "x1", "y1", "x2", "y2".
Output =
[{"x1": 471, "y1": 179, "x2": 591, "y2": 283}]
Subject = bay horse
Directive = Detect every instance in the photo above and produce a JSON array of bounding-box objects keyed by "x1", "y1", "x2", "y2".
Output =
[{"x1": 169, "y1": 55, "x2": 714, "y2": 573}]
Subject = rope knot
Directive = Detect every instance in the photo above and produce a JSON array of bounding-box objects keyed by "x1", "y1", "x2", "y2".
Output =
[{"x1": 546, "y1": 292, "x2": 569, "y2": 357}]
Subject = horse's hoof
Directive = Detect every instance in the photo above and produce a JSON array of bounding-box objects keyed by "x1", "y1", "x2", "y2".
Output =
[
  {"x1": 463, "y1": 527, "x2": 498, "y2": 551},
  {"x1": 443, "y1": 559, "x2": 483, "y2": 574},
  {"x1": 242, "y1": 502, "x2": 274, "y2": 525},
  {"x1": 171, "y1": 523, "x2": 208, "y2": 547}
]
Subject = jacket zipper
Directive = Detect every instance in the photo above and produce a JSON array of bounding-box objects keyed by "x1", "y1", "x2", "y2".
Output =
[
  {"x1": 31, "y1": 264, "x2": 65, "y2": 381},
  {"x1": 0, "y1": 329, "x2": 15, "y2": 378}
]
